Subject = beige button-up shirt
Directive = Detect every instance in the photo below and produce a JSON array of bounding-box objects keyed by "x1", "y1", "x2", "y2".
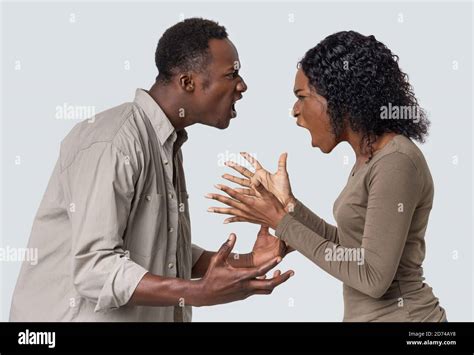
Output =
[{"x1": 9, "y1": 89, "x2": 204, "y2": 322}]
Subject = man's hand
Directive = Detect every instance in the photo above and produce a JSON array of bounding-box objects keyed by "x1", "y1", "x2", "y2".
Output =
[
  {"x1": 250, "y1": 225, "x2": 293, "y2": 267},
  {"x1": 129, "y1": 232, "x2": 294, "y2": 308},
  {"x1": 193, "y1": 233, "x2": 294, "y2": 307}
]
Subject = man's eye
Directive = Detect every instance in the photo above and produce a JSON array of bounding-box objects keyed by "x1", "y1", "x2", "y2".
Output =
[{"x1": 227, "y1": 71, "x2": 238, "y2": 79}]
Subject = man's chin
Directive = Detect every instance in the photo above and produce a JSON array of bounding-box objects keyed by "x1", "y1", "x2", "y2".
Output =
[{"x1": 215, "y1": 117, "x2": 231, "y2": 129}]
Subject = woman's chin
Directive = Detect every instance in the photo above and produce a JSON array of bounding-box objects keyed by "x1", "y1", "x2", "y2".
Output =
[{"x1": 313, "y1": 140, "x2": 331, "y2": 153}]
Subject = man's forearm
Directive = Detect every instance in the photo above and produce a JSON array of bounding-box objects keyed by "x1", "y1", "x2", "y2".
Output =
[
  {"x1": 128, "y1": 272, "x2": 204, "y2": 307},
  {"x1": 191, "y1": 250, "x2": 253, "y2": 278}
]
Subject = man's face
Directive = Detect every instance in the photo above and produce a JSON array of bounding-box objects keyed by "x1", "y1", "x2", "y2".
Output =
[{"x1": 192, "y1": 38, "x2": 247, "y2": 129}]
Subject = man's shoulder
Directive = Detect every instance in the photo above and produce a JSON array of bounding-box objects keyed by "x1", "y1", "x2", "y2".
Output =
[{"x1": 59, "y1": 101, "x2": 143, "y2": 171}]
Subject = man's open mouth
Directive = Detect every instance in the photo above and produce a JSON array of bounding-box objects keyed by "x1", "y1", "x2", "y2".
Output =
[
  {"x1": 230, "y1": 95, "x2": 242, "y2": 119},
  {"x1": 231, "y1": 103, "x2": 237, "y2": 118}
]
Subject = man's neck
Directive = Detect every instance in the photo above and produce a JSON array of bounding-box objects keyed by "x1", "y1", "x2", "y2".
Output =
[{"x1": 147, "y1": 82, "x2": 193, "y2": 131}]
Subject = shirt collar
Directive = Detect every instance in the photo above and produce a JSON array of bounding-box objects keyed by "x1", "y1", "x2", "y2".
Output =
[{"x1": 133, "y1": 88, "x2": 188, "y2": 149}]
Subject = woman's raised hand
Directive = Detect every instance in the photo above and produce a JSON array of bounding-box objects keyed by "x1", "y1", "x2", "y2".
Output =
[{"x1": 222, "y1": 152, "x2": 295, "y2": 209}]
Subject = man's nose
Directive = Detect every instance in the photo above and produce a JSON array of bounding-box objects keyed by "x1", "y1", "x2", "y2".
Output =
[{"x1": 237, "y1": 77, "x2": 247, "y2": 93}]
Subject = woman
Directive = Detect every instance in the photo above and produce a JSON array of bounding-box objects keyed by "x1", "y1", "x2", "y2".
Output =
[{"x1": 206, "y1": 31, "x2": 447, "y2": 322}]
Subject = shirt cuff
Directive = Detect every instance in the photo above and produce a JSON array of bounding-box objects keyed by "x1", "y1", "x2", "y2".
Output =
[{"x1": 94, "y1": 257, "x2": 149, "y2": 313}]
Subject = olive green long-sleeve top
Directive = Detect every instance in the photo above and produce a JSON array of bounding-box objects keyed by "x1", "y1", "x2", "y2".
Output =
[{"x1": 276, "y1": 135, "x2": 446, "y2": 322}]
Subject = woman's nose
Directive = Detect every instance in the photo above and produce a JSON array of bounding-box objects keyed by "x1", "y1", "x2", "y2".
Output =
[{"x1": 292, "y1": 102, "x2": 300, "y2": 117}]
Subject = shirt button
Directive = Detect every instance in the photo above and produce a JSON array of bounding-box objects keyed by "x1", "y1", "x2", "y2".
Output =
[
  {"x1": 169, "y1": 227, "x2": 174, "y2": 233},
  {"x1": 168, "y1": 262, "x2": 174, "y2": 269},
  {"x1": 145, "y1": 195, "x2": 151, "y2": 201},
  {"x1": 164, "y1": 160, "x2": 169, "y2": 165},
  {"x1": 168, "y1": 193, "x2": 173, "y2": 199}
]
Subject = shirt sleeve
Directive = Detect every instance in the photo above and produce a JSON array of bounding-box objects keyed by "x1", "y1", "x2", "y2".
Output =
[
  {"x1": 290, "y1": 199, "x2": 339, "y2": 243},
  {"x1": 191, "y1": 244, "x2": 205, "y2": 267},
  {"x1": 60, "y1": 141, "x2": 148, "y2": 312},
  {"x1": 276, "y1": 153, "x2": 422, "y2": 299}
]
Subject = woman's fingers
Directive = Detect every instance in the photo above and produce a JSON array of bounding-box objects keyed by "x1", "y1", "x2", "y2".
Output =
[
  {"x1": 240, "y1": 152, "x2": 263, "y2": 171},
  {"x1": 223, "y1": 216, "x2": 262, "y2": 225},
  {"x1": 205, "y1": 192, "x2": 248, "y2": 211},
  {"x1": 222, "y1": 173, "x2": 252, "y2": 188},
  {"x1": 233, "y1": 187, "x2": 256, "y2": 196},
  {"x1": 207, "y1": 207, "x2": 263, "y2": 224},
  {"x1": 207, "y1": 206, "x2": 247, "y2": 216},
  {"x1": 224, "y1": 161, "x2": 254, "y2": 179},
  {"x1": 278, "y1": 152, "x2": 288, "y2": 173},
  {"x1": 214, "y1": 184, "x2": 254, "y2": 206},
  {"x1": 251, "y1": 178, "x2": 273, "y2": 198}
]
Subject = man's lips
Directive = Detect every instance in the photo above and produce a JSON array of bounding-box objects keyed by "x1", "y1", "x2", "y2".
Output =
[
  {"x1": 230, "y1": 104, "x2": 237, "y2": 119},
  {"x1": 230, "y1": 95, "x2": 243, "y2": 119}
]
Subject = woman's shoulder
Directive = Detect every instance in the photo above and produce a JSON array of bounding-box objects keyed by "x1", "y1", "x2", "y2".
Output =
[
  {"x1": 366, "y1": 135, "x2": 434, "y2": 196},
  {"x1": 371, "y1": 135, "x2": 430, "y2": 174}
]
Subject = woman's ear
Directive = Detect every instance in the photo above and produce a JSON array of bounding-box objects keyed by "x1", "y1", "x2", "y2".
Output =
[{"x1": 313, "y1": 91, "x2": 328, "y2": 115}]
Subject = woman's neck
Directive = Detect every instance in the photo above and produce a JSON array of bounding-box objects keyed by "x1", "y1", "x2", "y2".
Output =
[{"x1": 343, "y1": 130, "x2": 398, "y2": 163}]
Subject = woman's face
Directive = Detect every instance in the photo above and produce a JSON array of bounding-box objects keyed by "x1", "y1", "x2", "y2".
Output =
[{"x1": 292, "y1": 68, "x2": 338, "y2": 153}]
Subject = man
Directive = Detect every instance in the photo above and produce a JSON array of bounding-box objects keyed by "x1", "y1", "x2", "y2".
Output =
[{"x1": 9, "y1": 18, "x2": 293, "y2": 322}]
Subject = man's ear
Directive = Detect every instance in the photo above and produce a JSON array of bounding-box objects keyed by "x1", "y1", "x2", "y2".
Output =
[{"x1": 179, "y1": 74, "x2": 195, "y2": 92}]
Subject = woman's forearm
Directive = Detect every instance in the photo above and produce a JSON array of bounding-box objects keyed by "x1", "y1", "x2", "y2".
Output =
[{"x1": 289, "y1": 198, "x2": 339, "y2": 244}]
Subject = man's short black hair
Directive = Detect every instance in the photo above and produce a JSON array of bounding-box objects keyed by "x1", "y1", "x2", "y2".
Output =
[{"x1": 155, "y1": 18, "x2": 228, "y2": 84}]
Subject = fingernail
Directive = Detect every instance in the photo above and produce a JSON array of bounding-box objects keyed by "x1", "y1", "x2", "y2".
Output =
[
  {"x1": 207, "y1": 208, "x2": 214, "y2": 212},
  {"x1": 223, "y1": 220, "x2": 229, "y2": 224},
  {"x1": 276, "y1": 257, "x2": 282, "y2": 263},
  {"x1": 290, "y1": 271, "x2": 295, "y2": 277},
  {"x1": 214, "y1": 184, "x2": 222, "y2": 189},
  {"x1": 204, "y1": 194, "x2": 212, "y2": 198}
]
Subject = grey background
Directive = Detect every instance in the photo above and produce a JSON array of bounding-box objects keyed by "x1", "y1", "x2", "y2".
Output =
[{"x1": 1, "y1": 0, "x2": 472, "y2": 321}]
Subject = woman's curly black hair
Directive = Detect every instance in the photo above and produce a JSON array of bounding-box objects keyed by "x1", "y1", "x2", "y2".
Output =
[{"x1": 299, "y1": 31, "x2": 430, "y2": 159}]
